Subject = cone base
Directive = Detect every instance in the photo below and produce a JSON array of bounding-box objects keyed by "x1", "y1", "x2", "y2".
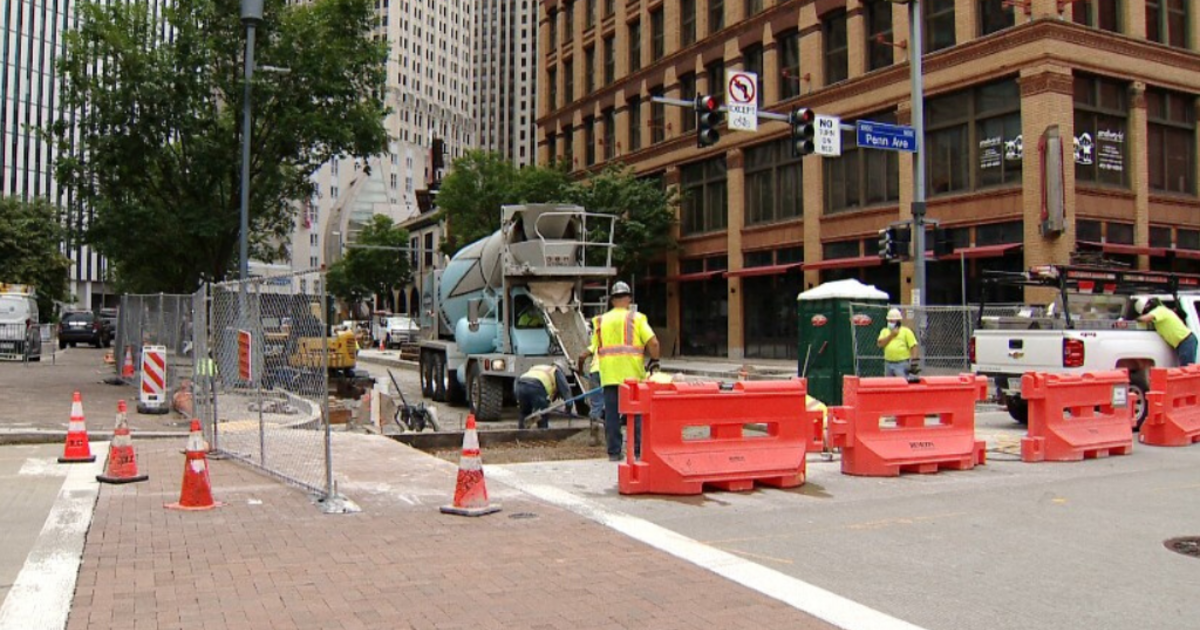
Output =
[
  {"x1": 58, "y1": 456, "x2": 96, "y2": 464},
  {"x1": 164, "y1": 500, "x2": 223, "y2": 511},
  {"x1": 97, "y1": 473, "x2": 148, "y2": 484},
  {"x1": 440, "y1": 503, "x2": 501, "y2": 517}
]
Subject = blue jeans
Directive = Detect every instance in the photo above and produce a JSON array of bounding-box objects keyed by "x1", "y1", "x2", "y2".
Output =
[
  {"x1": 603, "y1": 385, "x2": 640, "y2": 459},
  {"x1": 1177, "y1": 334, "x2": 1197, "y2": 367},
  {"x1": 585, "y1": 373, "x2": 604, "y2": 420},
  {"x1": 884, "y1": 361, "x2": 909, "y2": 378},
  {"x1": 516, "y1": 379, "x2": 550, "y2": 429}
]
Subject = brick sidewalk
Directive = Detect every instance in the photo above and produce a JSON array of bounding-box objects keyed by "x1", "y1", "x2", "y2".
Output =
[{"x1": 68, "y1": 434, "x2": 837, "y2": 630}]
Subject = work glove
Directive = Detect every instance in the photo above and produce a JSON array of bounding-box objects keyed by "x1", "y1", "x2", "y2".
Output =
[
  {"x1": 907, "y1": 358, "x2": 922, "y2": 375},
  {"x1": 645, "y1": 358, "x2": 661, "y2": 374}
]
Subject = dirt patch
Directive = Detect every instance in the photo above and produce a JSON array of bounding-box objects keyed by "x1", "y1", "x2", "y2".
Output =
[
  {"x1": 432, "y1": 425, "x2": 609, "y2": 464},
  {"x1": 1165, "y1": 537, "x2": 1200, "y2": 559}
]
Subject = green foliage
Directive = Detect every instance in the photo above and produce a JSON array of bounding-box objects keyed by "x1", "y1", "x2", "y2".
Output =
[
  {"x1": 0, "y1": 197, "x2": 71, "y2": 320},
  {"x1": 48, "y1": 0, "x2": 389, "y2": 292},
  {"x1": 326, "y1": 215, "x2": 411, "y2": 312},
  {"x1": 565, "y1": 164, "x2": 679, "y2": 280}
]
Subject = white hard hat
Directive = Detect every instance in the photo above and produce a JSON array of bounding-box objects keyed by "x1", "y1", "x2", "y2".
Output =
[
  {"x1": 1134, "y1": 297, "x2": 1151, "y2": 314},
  {"x1": 886, "y1": 308, "x2": 903, "y2": 321},
  {"x1": 611, "y1": 281, "x2": 632, "y2": 297}
]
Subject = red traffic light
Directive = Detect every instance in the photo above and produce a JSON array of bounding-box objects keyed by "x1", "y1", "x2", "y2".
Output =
[
  {"x1": 793, "y1": 107, "x2": 814, "y2": 124},
  {"x1": 698, "y1": 95, "x2": 719, "y2": 112}
]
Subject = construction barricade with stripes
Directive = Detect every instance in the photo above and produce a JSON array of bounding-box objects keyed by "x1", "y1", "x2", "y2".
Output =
[
  {"x1": 617, "y1": 379, "x2": 811, "y2": 495},
  {"x1": 1142, "y1": 365, "x2": 1200, "y2": 447},
  {"x1": 1020, "y1": 370, "x2": 1134, "y2": 462},
  {"x1": 827, "y1": 375, "x2": 988, "y2": 477},
  {"x1": 138, "y1": 345, "x2": 169, "y2": 414}
]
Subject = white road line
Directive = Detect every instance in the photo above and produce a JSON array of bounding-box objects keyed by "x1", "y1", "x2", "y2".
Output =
[
  {"x1": 18, "y1": 458, "x2": 70, "y2": 477},
  {"x1": 489, "y1": 468, "x2": 928, "y2": 630},
  {"x1": 0, "y1": 443, "x2": 107, "y2": 630}
]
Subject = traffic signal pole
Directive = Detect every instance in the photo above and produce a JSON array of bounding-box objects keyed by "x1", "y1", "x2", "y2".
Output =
[{"x1": 908, "y1": 0, "x2": 928, "y2": 309}]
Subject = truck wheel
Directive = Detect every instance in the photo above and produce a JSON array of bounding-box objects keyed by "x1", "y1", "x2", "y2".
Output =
[
  {"x1": 466, "y1": 362, "x2": 503, "y2": 421},
  {"x1": 1005, "y1": 395, "x2": 1029, "y2": 425},
  {"x1": 431, "y1": 353, "x2": 447, "y2": 402},
  {"x1": 1129, "y1": 373, "x2": 1150, "y2": 431},
  {"x1": 419, "y1": 350, "x2": 435, "y2": 398}
]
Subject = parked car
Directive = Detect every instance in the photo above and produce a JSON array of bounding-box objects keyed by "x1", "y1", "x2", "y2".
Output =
[
  {"x1": 0, "y1": 284, "x2": 42, "y2": 361},
  {"x1": 385, "y1": 316, "x2": 420, "y2": 347},
  {"x1": 59, "y1": 311, "x2": 111, "y2": 349},
  {"x1": 98, "y1": 307, "x2": 119, "y2": 339}
]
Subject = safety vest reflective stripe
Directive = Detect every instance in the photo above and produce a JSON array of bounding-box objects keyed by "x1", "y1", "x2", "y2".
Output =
[
  {"x1": 196, "y1": 358, "x2": 218, "y2": 376},
  {"x1": 596, "y1": 310, "x2": 646, "y2": 386},
  {"x1": 589, "y1": 317, "x2": 602, "y2": 373},
  {"x1": 521, "y1": 365, "x2": 557, "y2": 398}
]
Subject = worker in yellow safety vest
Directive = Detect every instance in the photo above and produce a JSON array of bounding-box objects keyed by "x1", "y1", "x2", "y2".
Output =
[
  {"x1": 515, "y1": 361, "x2": 574, "y2": 429},
  {"x1": 577, "y1": 281, "x2": 660, "y2": 461}
]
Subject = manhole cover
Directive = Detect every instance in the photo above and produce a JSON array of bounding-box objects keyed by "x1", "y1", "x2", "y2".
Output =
[
  {"x1": 509, "y1": 512, "x2": 538, "y2": 520},
  {"x1": 1164, "y1": 537, "x2": 1200, "y2": 558}
]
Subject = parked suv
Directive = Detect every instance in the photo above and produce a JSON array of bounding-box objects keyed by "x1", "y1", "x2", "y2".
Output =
[{"x1": 59, "y1": 311, "x2": 110, "y2": 348}]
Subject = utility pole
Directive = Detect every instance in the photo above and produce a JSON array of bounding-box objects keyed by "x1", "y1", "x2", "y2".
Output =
[
  {"x1": 907, "y1": 0, "x2": 927, "y2": 308},
  {"x1": 239, "y1": 0, "x2": 263, "y2": 282}
]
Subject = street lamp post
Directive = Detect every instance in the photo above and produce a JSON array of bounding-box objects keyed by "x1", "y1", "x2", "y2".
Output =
[{"x1": 239, "y1": 0, "x2": 263, "y2": 282}]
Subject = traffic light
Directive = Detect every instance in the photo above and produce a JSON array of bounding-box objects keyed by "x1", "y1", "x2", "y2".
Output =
[
  {"x1": 790, "y1": 107, "x2": 815, "y2": 157},
  {"x1": 878, "y1": 227, "x2": 896, "y2": 260},
  {"x1": 932, "y1": 227, "x2": 954, "y2": 258},
  {"x1": 695, "y1": 95, "x2": 723, "y2": 147},
  {"x1": 894, "y1": 224, "x2": 912, "y2": 260}
]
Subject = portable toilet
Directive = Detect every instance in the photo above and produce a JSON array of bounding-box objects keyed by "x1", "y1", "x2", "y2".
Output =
[{"x1": 797, "y1": 279, "x2": 890, "y2": 406}]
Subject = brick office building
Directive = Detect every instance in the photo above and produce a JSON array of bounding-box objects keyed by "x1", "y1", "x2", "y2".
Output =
[{"x1": 537, "y1": 0, "x2": 1200, "y2": 359}]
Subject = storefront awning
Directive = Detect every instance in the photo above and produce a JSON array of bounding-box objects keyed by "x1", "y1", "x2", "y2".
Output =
[
  {"x1": 723, "y1": 262, "x2": 804, "y2": 278},
  {"x1": 664, "y1": 270, "x2": 724, "y2": 282},
  {"x1": 804, "y1": 255, "x2": 884, "y2": 271},
  {"x1": 1077, "y1": 240, "x2": 1166, "y2": 257},
  {"x1": 941, "y1": 243, "x2": 1023, "y2": 260},
  {"x1": 1166, "y1": 248, "x2": 1200, "y2": 260}
]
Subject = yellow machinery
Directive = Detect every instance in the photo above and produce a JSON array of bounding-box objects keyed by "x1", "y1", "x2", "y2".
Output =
[{"x1": 288, "y1": 329, "x2": 359, "y2": 374}]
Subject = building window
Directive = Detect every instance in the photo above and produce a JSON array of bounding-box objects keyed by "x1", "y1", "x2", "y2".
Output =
[
  {"x1": 706, "y1": 59, "x2": 726, "y2": 103},
  {"x1": 778, "y1": 30, "x2": 802, "y2": 100},
  {"x1": 1147, "y1": 87, "x2": 1196, "y2": 195},
  {"x1": 549, "y1": 9, "x2": 558, "y2": 49},
  {"x1": 709, "y1": 0, "x2": 725, "y2": 33},
  {"x1": 979, "y1": 0, "x2": 1015, "y2": 35},
  {"x1": 924, "y1": 79, "x2": 1022, "y2": 196},
  {"x1": 746, "y1": 0, "x2": 764, "y2": 17},
  {"x1": 547, "y1": 67, "x2": 557, "y2": 110},
  {"x1": 628, "y1": 21, "x2": 642, "y2": 73},
  {"x1": 651, "y1": 8, "x2": 665, "y2": 60},
  {"x1": 564, "y1": 0, "x2": 574, "y2": 40},
  {"x1": 866, "y1": 0, "x2": 894, "y2": 71},
  {"x1": 680, "y1": 73, "x2": 697, "y2": 131},
  {"x1": 742, "y1": 44, "x2": 764, "y2": 106},
  {"x1": 1074, "y1": 74, "x2": 1129, "y2": 188},
  {"x1": 925, "y1": 0, "x2": 956, "y2": 52},
  {"x1": 681, "y1": 0, "x2": 697, "y2": 46},
  {"x1": 585, "y1": 48, "x2": 595, "y2": 93},
  {"x1": 603, "y1": 108, "x2": 616, "y2": 160},
  {"x1": 824, "y1": 10, "x2": 849, "y2": 85},
  {"x1": 603, "y1": 37, "x2": 615, "y2": 85},
  {"x1": 605, "y1": 0, "x2": 615, "y2": 18},
  {"x1": 744, "y1": 138, "x2": 803, "y2": 225},
  {"x1": 1072, "y1": 0, "x2": 1120, "y2": 32},
  {"x1": 586, "y1": 0, "x2": 595, "y2": 29},
  {"x1": 585, "y1": 116, "x2": 596, "y2": 165},
  {"x1": 681, "y1": 157, "x2": 728, "y2": 234},
  {"x1": 743, "y1": 247, "x2": 803, "y2": 360},
  {"x1": 679, "y1": 256, "x2": 728, "y2": 357},
  {"x1": 651, "y1": 86, "x2": 666, "y2": 144},
  {"x1": 564, "y1": 59, "x2": 574, "y2": 102},
  {"x1": 824, "y1": 113, "x2": 901, "y2": 214},
  {"x1": 563, "y1": 125, "x2": 574, "y2": 168},
  {"x1": 1147, "y1": 0, "x2": 1188, "y2": 47},
  {"x1": 628, "y1": 95, "x2": 643, "y2": 151},
  {"x1": 547, "y1": 132, "x2": 558, "y2": 163}
]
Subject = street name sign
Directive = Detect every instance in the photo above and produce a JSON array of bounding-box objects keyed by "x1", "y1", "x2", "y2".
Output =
[
  {"x1": 725, "y1": 71, "x2": 758, "y2": 132},
  {"x1": 856, "y1": 120, "x2": 917, "y2": 152},
  {"x1": 814, "y1": 114, "x2": 842, "y2": 157}
]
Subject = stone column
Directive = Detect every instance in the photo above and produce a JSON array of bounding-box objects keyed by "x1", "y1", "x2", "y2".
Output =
[
  {"x1": 763, "y1": 39, "x2": 780, "y2": 105},
  {"x1": 665, "y1": 166, "x2": 683, "y2": 342},
  {"x1": 847, "y1": 1, "x2": 866, "y2": 80},
  {"x1": 1125, "y1": 0, "x2": 1147, "y2": 40},
  {"x1": 802, "y1": 151, "x2": 824, "y2": 290},
  {"x1": 726, "y1": 148, "x2": 746, "y2": 360},
  {"x1": 1130, "y1": 83, "x2": 1150, "y2": 269},
  {"x1": 896, "y1": 104, "x2": 915, "y2": 304}
]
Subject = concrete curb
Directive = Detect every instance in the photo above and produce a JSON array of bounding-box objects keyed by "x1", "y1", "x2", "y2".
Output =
[{"x1": 0, "y1": 430, "x2": 188, "y2": 446}]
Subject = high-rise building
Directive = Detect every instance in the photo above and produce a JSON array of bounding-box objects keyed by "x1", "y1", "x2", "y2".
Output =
[
  {"x1": 474, "y1": 0, "x2": 539, "y2": 166},
  {"x1": 540, "y1": 0, "x2": 1200, "y2": 360}
]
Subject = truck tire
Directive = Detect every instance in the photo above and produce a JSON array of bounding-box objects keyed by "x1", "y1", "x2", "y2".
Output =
[
  {"x1": 1129, "y1": 372, "x2": 1150, "y2": 431},
  {"x1": 431, "y1": 352, "x2": 447, "y2": 402},
  {"x1": 467, "y1": 361, "x2": 503, "y2": 421},
  {"x1": 1005, "y1": 395, "x2": 1029, "y2": 425},
  {"x1": 419, "y1": 350, "x2": 435, "y2": 398}
]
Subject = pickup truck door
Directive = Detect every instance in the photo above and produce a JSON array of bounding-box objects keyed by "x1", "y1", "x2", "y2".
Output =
[{"x1": 973, "y1": 330, "x2": 1067, "y2": 373}]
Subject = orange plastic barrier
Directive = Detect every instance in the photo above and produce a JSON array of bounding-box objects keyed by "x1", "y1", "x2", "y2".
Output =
[
  {"x1": 617, "y1": 379, "x2": 810, "y2": 495},
  {"x1": 1142, "y1": 366, "x2": 1200, "y2": 447},
  {"x1": 827, "y1": 375, "x2": 987, "y2": 477},
  {"x1": 1020, "y1": 371, "x2": 1134, "y2": 462}
]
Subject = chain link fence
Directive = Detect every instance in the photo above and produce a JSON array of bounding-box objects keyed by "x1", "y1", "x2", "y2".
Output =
[
  {"x1": 114, "y1": 294, "x2": 196, "y2": 390},
  {"x1": 848, "y1": 303, "x2": 1024, "y2": 378},
  {"x1": 200, "y1": 270, "x2": 333, "y2": 498}
]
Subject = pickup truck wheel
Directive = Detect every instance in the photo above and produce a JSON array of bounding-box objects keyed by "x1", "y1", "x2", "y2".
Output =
[
  {"x1": 1005, "y1": 396, "x2": 1029, "y2": 425},
  {"x1": 467, "y1": 362, "x2": 502, "y2": 421},
  {"x1": 1129, "y1": 374, "x2": 1150, "y2": 431}
]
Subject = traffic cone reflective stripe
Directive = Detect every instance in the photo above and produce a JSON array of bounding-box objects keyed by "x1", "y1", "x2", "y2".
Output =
[
  {"x1": 122, "y1": 346, "x2": 134, "y2": 379},
  {"x1": 441, "y1": 414, "x2": 500, "y2": 517},
  {"x1": 165, "y1": 419, "x2": 221, "y2": 511},
  {"x1": 59, "y1": 392, "x2": 96, "y2": 464},
  {"x1": 97, "y1": 400, "x2": 148, "y2": 484}
]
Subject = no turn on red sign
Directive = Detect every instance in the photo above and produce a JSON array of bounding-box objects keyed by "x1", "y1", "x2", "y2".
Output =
[{"x1": 725, "y1": 70, "x2": 758, "y2": 132}]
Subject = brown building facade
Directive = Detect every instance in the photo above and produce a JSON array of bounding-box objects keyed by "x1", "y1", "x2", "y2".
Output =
[{"x1": 537, "y1": 0, "x2": 1200, "y2": 359}]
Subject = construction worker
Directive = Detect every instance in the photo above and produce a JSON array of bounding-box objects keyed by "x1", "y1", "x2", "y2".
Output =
[
  {"x1": 515, "y1": 361, "x2": 574, "y2": 430},
  {"x1": 582, "y1": 315, "x2": 605, "y2": 425},
  {"x1": 1136, "y1": 297, "x2": 1196, "y2": 366},
  {"x1": 877, "y1": 308, "x2": 919, "y2": 378},
  {"x1": 577, "y1": 281, "x2": 659, "y2": 462}
]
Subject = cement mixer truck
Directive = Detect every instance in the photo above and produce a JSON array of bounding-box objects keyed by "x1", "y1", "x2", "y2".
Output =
[{"x1": 417, "y1": 204, "x2": 617, "y2": 421}]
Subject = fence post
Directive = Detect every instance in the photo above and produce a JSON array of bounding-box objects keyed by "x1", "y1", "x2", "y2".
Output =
[{"x1": 322, "y1": 272, "x2": 334, "y2": 500}]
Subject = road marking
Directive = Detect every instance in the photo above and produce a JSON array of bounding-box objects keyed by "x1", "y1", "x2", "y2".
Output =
[
  {"x1": 717, "y1": 546, "x2": 795, "y2": 565},
  {"x1": 702, "y1": 511, "x2": 972, "y2": 545},
  {"x1": 0, "y1": 443, "x2": 106, "y2": 630},
  {"x1": 490, "y1": 468, "x2": 929, "y2": 630},
  {"x1": 18, "y1": 458, "x2": 70, "y2": 477}
]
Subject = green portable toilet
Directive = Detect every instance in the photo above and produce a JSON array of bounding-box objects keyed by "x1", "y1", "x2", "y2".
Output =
[{"x1": 797, "y1": 279, "x2": 890, "y2": 406}]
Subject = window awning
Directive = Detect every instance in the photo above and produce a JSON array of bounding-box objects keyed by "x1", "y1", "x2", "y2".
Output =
[
  {"x1": 723, "y1": 262, "x2": 804, "y2": 278},
  {"x1": 1077, "y1": 240, "x2": 1166, "y2": 257},
  {"x1": 804, "y1": 255, "x2": 884, "y2": 271},
  {"x1": 941, "y1": 243, "x2": 1023, "y2": 260},
  {"x1": 664, "y1": 270, "x2": 724, "y2": 282},
  {"x1": 1167, "y1": 248, "x2": 1200, "y2": 261}
]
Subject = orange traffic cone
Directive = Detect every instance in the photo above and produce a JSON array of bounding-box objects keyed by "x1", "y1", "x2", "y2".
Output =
[
  {"x1": 440, "y1": 414, "x2": 501, "y2": 517},
  {"x1": 96, "y1": 401, "x2": 148, "y2": 484},
  {"x1": 122, "y1": 346, "x2": 135, "y2": 379},
  {"x1": 58, "y1": 392, "x2": 96, "y2": 464},
  {"x1": 165, "y1": 419, "x2": 221, "y2": 511},
  {"x1": 378, "y1": 337, "x2": 385, "y2": 351}
]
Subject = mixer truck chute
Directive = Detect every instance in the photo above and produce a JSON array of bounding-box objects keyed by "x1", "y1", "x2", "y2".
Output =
[{"x1": 418, "y1": 204, "x2": 617, "y2": 421}]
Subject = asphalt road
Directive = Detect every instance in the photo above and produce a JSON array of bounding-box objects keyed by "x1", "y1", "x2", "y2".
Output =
[{"x1": 0, "y1": 444, "x2": 70, "y2": 606}]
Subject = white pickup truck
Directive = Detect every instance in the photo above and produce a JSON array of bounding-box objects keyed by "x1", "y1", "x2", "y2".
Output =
[{"x1": 971, "y1": 266, "x2": 1200, "y2": 427}]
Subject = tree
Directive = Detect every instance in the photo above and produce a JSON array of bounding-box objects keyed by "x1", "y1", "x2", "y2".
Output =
[
  {"x1": 0, "y1": 197, "x2": 72, "y2": 320},
  {"x1": 565, "y1": 164, "x2": 678, "y2": 280},
  {"x1": 326, "y1": 215, "x2": 411, "y2": 314},
  {"x1": 48, "y1": 0, "x2": 389, "y2": 292}
]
